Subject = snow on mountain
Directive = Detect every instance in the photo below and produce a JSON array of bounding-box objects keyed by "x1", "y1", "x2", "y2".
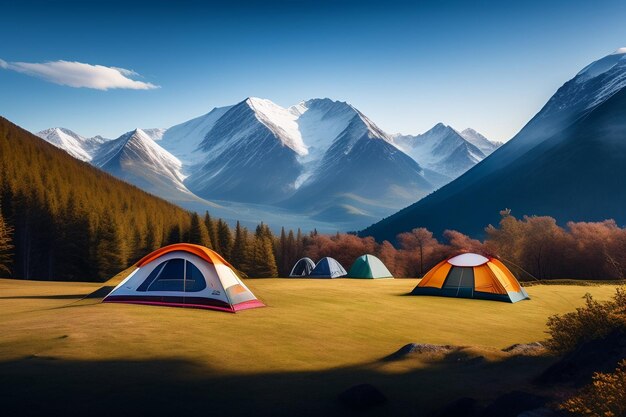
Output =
[
  {"x1": 140, "y1": 128, "x2": 167, "y2": 142},
  {"x1": 92, "y1": 128, "x2": 193, "y2": 200},
  {"x1": 36, "y1": 127, "x2": 107, "y2": 162},
  {"x1": 283, "y1": 110, "x2": 434, "y2": 221},
  {"x1": 184, "y1": 98, "x2": 304, "y2": 204},
  {"x1": 458, "y1": 128, "x2": 501, "y2": 155},
  {"x1": 158, "y1": 105, "x2": 233, "y2": 167},
  {"x1": 394, "y1": 123, "x2": 486, "y2": 178}
]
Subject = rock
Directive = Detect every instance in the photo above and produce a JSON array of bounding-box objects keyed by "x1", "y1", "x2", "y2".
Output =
[
  {"x1": 436, "y1": 397, "x2": 481, "y2": 417},
  {"x1": 481, "y1": 391, "x2": 549, "y2": 417},
  {"x1": 384, "y1": 343, "x2": 456, "y2": 361},
  {"x1": 502, "y1": 342, "x2": 545, "y2": 356},
  {"x1": 337, "y1": 383, "x2": 387, "y2": 410}
]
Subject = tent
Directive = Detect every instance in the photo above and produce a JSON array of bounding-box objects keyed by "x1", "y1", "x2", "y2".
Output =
[
  {"x1": 289, "y1": 257, "x2": 316, "y2": 277},
  {"x1": 348, "y1": 254, "x2": 394, "y2": 279},
  {"x1": 309, "y1": 257, "x2": 347, "y2": 278},
  {"x1": 411, "y1": 253, "x2": 529, "y2": 303},
  {"x1": 103, "y1": 243, "x2": 265, "y2": 312}
]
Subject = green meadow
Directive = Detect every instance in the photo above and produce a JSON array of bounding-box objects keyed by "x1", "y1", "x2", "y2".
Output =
[{"x1": 0, "y1": 277, "x2": 619, "y2": 416}]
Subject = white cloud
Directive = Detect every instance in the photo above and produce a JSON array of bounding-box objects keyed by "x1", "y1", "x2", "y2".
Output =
[{"x1": 0, "y1": 59, "x2": 159, "y2": 90}]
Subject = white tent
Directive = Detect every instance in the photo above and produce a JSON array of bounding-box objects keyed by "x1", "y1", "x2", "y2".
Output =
[{"x1": 103, "y1": 244, "x2": 264, "y2": 313}]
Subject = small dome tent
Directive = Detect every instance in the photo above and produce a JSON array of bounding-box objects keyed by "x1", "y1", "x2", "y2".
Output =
[
  {"x1": 411, "y1": 253, "x2": 529, "y2": 303},
  {"x1": 309, "y1": 257, "x2": 347, "y2": 278},
  {"x1": 103, "y1": 243, "x2": 265, "y2": 312},
  {"x1": 289, "y1": 257, "x2": 315, "y2": 277},
  {"x1": 348, "y1": 254, "x2": 394, "y2": 279}
]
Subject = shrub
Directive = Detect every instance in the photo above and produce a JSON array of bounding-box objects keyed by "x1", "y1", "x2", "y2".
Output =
[
  {"x1": 559, "y1": 360, "x2": 626, "y2": 417},
  {"x1": 545, "y1": 287, "x2": 626, "y2": 354}
]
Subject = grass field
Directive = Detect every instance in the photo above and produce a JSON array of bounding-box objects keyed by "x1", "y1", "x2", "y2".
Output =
[{"x1": 0, "y1": 277, "x2": 620, "y2": 416}]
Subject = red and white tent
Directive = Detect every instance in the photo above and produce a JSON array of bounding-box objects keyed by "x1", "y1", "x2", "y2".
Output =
[{"x1": 103, "y1": 243, "x2": 264, "y2": 313}]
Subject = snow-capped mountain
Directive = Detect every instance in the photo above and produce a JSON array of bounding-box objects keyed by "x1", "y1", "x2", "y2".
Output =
[
  {"x1": 185, "y1": 98, "x2": 305, "y2": 203},
  {"x1": 36, "y1": 97, "x2": 492, "y2": 230},
  {"x1": 91, "y1": 129, "x2": 194, "y2": 200},
  {"x1": 394, "y1": 123, "x2": 492, "y2": 179},
  {"x1": 36, "y1": 127, "x2": 107, "y2": 162},
  {"x1": 362, "y1": 47, "x2": 626, "y2": 241}
]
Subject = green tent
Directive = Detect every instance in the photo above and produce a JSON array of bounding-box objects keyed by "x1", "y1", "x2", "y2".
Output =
[{"x1": 348, "y1": 254, "x2": 394, "y2": 279}]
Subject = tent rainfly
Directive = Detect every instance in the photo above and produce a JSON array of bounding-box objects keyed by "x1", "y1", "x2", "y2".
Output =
[
  {"x1": 348, "y1": 254, "x2": 394, "y2": 279},
  {"x1": 289, "y1": 257, "x2": 316, "y2": 277},
  {"x1": 411, "y1": 253, "x2": 529, "y2": 303},
  {"x1": 309, "y1": 257, "x2": 347, "y2": 278},
  {"x1": 103, "y1": 243, "x2": 265, "y2": 312}
]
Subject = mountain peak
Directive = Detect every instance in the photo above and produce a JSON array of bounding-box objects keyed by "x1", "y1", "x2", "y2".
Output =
[
  {"x1": 575, "y1": 49, "x2": 626, "y2": 82},
  {"x1": 611, "y1": 47, "x2": 626, "y2": 55}
]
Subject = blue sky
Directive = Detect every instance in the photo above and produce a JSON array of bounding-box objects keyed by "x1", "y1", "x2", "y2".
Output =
[{"x1": 1, "y1": 0, "x2": 626, "y2": 141}]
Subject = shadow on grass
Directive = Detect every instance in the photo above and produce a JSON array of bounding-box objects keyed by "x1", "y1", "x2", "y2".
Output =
[
  {"x1": 0, "y1": 294, "x2": 84, "y2": 300},
  {"x1": 0, "y1": 352, "x2": 555, "y2": 417}
]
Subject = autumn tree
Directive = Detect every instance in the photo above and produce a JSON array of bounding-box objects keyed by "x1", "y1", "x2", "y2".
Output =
[
  {"x1": 397, "y1": 228, "x2": 442, "y2": 276},
  {"x1": 443, "y1": 230, "x2": 484, "y2": 254}
]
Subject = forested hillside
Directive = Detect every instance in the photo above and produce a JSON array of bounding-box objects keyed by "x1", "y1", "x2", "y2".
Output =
[{"x1": 0, "y1": 117, "x2": 191, "y2": 281}]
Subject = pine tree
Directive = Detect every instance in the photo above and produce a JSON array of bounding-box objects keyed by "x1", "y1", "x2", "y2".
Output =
[
  {"x1": 189, "y1": 212, "x2": 210, "y2": 247},
  {"x1": 95, "y1": 211, "x2": 124, "y2": 281},
  {"x1": 286, "y1": 229, "x2": 296, "y2": 275},
  {"x1": 166, "y1": 224, "x2": 182, "y2": 245},
  {"x1": 144, "y1": 219, "x2": 158, "y2": 253},
  {"x1": 0, "y1": 203, "x2": 14, "y2": 276},
  {"x1": 54, "y1": 193, "x2": 91, "y2": 281},
  {"x1": 230, "y1": 221, "x2": 249, "y2": 272},
  {"x1": 278, "y1": 227, "x2": 287, "y2": 276},
  {"x1": 129, "y1": 226, "x2": 144, "y2": 263},
  {"x1": 204, "y1": 211, "x2": 217, "y2": 250},
  {"x1": 296, "y1": 228, "x2": 304, "y2": 259},
  {"x1": 216, "y1": 219, "x2": 233, "y2": 257},
  {"x1": 249, "y1": 223, "x2": 278, "y2": 277}
]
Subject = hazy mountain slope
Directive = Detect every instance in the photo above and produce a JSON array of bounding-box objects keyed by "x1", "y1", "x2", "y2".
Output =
[
  {"x1": 395, "y1": 123, "x2": 486, "y2": 178},
  {"x1": 459, "y1": 128, "x2": 501, "y2": 155}
]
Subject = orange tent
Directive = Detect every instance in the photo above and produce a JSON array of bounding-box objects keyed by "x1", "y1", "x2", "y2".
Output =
[{"x1": 411, "y1": 253, "x2": 529, "y2": 303}]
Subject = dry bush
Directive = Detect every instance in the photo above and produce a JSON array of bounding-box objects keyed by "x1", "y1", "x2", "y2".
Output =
[
  {"x1": 559, "y1": 360, "x2": 626, "y2": 417},
  {"x1": 545, "y1": 288, "x2": 626, "y2": 354}
]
